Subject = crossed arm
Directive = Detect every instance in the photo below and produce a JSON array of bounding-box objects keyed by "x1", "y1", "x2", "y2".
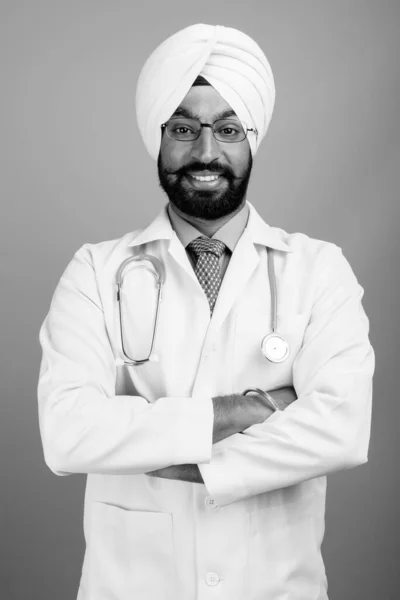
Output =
[
  {"x1": 38, "y1": 244, "x2": 374, "y2": 505},
  {"x1": 145, "y1": 249, "x2": 375, "y2": 500},
  {"x1": 147, "y1": 387, "x2": 297, "y2": 483}
]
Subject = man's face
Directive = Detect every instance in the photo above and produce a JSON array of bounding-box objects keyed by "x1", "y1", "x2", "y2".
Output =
[{"x1": 157, "y1": 85, "x2": 253, "y2": 220}]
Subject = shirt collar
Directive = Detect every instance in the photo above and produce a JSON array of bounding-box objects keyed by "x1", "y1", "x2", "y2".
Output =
[
  {"x1": 167, "y1": 203, "x2": 249, "y2": 253},
  {"x1": 128, "y1": 201, "x2": 292, "y2": 253}
]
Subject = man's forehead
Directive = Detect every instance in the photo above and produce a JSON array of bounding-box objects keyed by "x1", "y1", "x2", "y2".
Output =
[{"x1": 171, "y1": 85, "x2": 237, "y2": 120}]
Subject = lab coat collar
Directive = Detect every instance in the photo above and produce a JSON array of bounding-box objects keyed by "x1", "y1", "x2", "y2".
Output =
[
  {"x1": 128, "y1": 202, "x2": 292, "y2": 253},
  {"x1": 127, "y1": 205, "x2": 195, "y2": 282},
  {"x1": 246, "y1": 203, "x2": 292, "y2": 253},
  {"x1": 128, "y1": 205, "x2": 175, "y2": 248}
]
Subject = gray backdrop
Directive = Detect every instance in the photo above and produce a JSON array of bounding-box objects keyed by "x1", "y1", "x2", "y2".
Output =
[{"x1": 1, "y1": 1, "x2": 399, "y2": 599}]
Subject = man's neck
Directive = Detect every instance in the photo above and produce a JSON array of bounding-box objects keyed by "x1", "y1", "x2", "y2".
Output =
[{"x1": 169, "y1": 201, "x2": 247, "y2": 237}]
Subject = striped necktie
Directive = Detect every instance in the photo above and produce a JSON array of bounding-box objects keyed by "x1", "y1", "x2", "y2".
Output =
[{"x1": 187, "y1": 236, "x2": 226, "y2": 314}]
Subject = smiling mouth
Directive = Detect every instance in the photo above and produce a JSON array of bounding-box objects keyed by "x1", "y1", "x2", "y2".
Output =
[
  {"x1": 190, "y1": 174, "x2": 220, "y2": 182},
  {"x1": 182, "y1": 173, "x2": 226, "y2": 189}
]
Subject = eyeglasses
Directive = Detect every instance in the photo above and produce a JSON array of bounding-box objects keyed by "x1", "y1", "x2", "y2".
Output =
[{"x1": 161, "y1": 117, "x2": 258, "y2": 143}]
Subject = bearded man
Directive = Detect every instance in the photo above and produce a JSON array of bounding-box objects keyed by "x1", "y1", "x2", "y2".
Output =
[{"x1": 38, "y1": 24, "x2": 374, "y2": 600}]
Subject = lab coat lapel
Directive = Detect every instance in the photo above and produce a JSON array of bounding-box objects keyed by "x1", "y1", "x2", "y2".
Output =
[
  {"x1": 167, "y1": 236, "x2": 198, "y2": 283},
  {"x1": 211, "y1": 229, "x2": 260, "y2": 332},
  {"x1": 127, "y1": 204, "x2": 198, "y2": 283}
]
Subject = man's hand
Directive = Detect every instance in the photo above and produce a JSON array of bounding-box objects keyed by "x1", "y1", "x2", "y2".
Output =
[
  {"x1": 267, "y1": 386, "x2": 298, "y2": 411},
  {"x1": 212, "y1": 386, "x2": 297, "y2": 443},
  {"x1": 147, "y1": 387, "x2": 297, "y2": 483}
]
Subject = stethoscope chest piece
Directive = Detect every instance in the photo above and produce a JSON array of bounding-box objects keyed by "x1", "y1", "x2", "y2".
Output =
[{"x1": 261, "y1": 333, "x2": 290, "y2": 363}]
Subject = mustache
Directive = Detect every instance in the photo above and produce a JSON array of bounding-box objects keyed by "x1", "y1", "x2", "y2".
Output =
[{"x1": 163, "y1": 162, "x2": 245, "y2": 180}]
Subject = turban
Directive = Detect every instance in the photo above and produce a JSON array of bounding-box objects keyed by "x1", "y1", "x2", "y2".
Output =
[{"x1": 135, "y1": 24, "x2": 275, "y2": 160}]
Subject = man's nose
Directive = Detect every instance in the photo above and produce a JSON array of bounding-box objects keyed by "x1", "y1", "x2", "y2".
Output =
[{"x1": 190, "y1": 126, "x2": 221, "y2": 164}]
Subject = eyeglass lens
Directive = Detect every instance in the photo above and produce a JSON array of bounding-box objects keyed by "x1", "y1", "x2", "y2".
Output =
[{"x1": 166, "y1": 118, "x2": 247, "y2": 142}]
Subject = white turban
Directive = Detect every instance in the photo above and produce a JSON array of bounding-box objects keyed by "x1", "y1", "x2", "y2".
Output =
[{"x1": 135, "y1": 24, "x2": 275, "y2": 160}]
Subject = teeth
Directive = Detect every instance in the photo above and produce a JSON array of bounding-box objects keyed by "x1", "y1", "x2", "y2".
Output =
[{"x1": 191, "y1": 175, "x2": 220, "y2": 182}]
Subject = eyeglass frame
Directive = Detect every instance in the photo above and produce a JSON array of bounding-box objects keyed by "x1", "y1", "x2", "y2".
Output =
[{"x1": 160, "y1": 117, "x2": 258, "y2": 143}]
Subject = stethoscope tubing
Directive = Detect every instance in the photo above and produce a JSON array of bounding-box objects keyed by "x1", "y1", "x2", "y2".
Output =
[
  {"x1": 116, "y1": 247, "x2": 289, "y2": 365},
  {"x1": 117, "y1": 255, "x2": 165, "y2": 365},
  {"x1": 267, "y1": 248, "x2": 278, "y2": 333}
]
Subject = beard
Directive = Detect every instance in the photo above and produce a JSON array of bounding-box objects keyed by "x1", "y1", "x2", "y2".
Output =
[{"x1": 157, "y1": 153, "x2": 253, "y2": 220}]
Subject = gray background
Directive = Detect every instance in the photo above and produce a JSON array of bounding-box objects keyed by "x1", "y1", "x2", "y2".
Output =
[{"x1": 1, "y1": 1, "x2": 399, "y2": 599}]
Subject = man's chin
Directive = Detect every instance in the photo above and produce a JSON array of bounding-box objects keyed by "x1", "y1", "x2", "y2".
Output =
[
  {"x1": 182, "y1": 188, "x2": 226, "y2": 203},
  {"x1": 169, "y1": 192, "x2": 244, "y2": 220}
]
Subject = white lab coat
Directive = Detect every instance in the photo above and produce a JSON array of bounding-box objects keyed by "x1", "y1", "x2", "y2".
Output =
[{"x1": 38, "y1": 202, "x2": 374, "y2": 600}]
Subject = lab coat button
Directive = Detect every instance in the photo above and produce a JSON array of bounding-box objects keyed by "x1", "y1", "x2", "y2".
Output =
[
  {"x1": 206, "y1": 572, "x2": 220, "y2": 586},
  {"x1": 205, "y1": 496, "x2": 218, "y2": 509}
]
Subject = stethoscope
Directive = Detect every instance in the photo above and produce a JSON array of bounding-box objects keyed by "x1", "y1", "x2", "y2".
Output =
[
  {"x1": 116, "y1": 255, "x2": 166, "y2": 365},
  {"x1": 262, "y1": 248, "x2": 291, "y2": 363},
  {"x1": 116, "y1": 248, "x2": 290, "y2": 366}
]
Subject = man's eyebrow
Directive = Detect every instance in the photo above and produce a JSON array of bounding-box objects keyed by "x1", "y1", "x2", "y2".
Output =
[
  {"x1": 214, "y1": 109, "x2": 237, "y2": 120},
  {"x1": 171, "y1": 107, "x2": 201, "y2": 119},
  {"x1": 170, "y1": 107, "x2": 238, "y2": 120}
]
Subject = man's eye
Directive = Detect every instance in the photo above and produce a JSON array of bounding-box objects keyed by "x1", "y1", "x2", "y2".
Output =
[
  {"x1": 169, "y1": 119, "x2": 197, "y2": 131},
  {"x1": 215, "y1": 122, "x2": 242, "y2": 136},
  {"x1": 221, "y1": 128, "x2": 236, "y2": 135}
]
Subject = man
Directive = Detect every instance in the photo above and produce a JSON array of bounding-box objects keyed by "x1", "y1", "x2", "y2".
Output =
[{"x1": 38, "y1": 24, "x2": 374, "y2": 600}]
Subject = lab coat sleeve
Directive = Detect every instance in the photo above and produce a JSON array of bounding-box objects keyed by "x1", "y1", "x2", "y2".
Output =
[
  {"x1": 38, "y1": 244, "x2": 213, "y2": 476},
  {"x1": 199, "y1": 244, "x2": 374, "y2": 506}
]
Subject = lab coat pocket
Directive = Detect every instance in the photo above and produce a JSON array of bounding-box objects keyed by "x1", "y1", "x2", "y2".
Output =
[
  {"x1": 89, "y1": 501, "x2": 174, "y2": 600},
  {"x1": 234, "y1": 310, "x2": 309, "y2": 390}
]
